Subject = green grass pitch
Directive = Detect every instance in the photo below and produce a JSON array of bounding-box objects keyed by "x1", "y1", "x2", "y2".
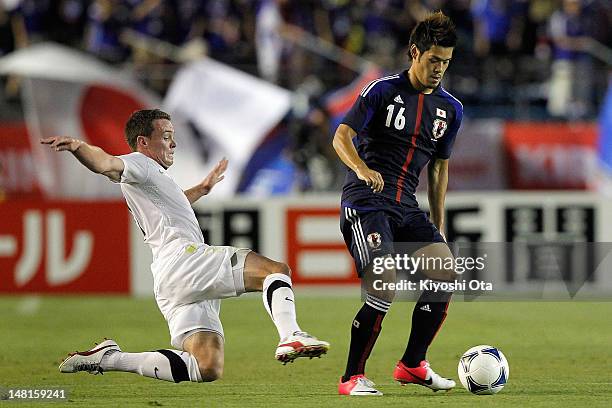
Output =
[{"x1": 1, "y1": 295, "x2": 611, "y2": 407}]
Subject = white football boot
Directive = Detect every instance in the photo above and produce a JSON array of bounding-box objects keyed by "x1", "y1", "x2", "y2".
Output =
[
  {"x1": 338, "y1": 375, "x2": 383, "y2": 396},
  {"x1": 275, "y1": 331, "x2": 330, "y2": 364},
  {"x1": 394, "y1": 360, "x2": 456, "y2": 391},
  {"x1": 59, "y1": 339, "x2": 121, "y2": 374}
]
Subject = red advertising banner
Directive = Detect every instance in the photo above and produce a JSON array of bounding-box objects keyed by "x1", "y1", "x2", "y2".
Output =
[
  {"x1": 504, "y1": 122, "x2": 598, "y2": 190},
  {"x1": 0, "y1": 122, "x2": 43, "y2": 200},
  {"x1": 286, "y1": 208, "x2": 359, "y2": 285},
  {"x1": 0, "y1": 201, "x2": 130, "y2": 293}
]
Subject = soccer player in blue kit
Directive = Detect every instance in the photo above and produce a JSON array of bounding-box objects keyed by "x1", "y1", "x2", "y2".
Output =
[{"x1": 333, "y1": 12, "x2": 463, "y2": 396}]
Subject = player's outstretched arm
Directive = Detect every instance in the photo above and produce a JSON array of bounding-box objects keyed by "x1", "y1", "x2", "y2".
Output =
[
  {"x1": 427, "y1": 158, "x2": 449, "y2": 238},
  {"x1": 40, "y1": 136, "x2": 124, "y2": 182},
  {"x1": 184, "y1": 158, "x2": 228, "y2": 204},
  {"x1": 332, "y1": 124, "x2": 384, "y2": 193}
]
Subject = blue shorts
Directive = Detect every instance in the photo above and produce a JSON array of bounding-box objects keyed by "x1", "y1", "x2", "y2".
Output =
[{"x1": 340, "y1": 197, "x2": 446, "y2": 277}]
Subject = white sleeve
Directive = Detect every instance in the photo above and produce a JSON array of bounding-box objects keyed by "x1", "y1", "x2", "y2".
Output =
[
  {"x1": 549, "y1": 12, "x2": 565, "y2": 39},
  {"x1": 118, "y1": 152, "x2": 150, "y2": 185}
]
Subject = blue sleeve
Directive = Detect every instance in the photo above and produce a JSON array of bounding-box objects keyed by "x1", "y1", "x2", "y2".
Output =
[
  {"x1": 340, "y1": 81, "x2": 385, "y2": 133},
  {"x1": 435, "y1": 103, "x2": 463, "y2": 159}
]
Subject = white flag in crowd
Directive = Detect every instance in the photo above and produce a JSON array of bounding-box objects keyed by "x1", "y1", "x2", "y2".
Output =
[{"x1": 163, "y1": 57, "x2": 292, "y2": 197}]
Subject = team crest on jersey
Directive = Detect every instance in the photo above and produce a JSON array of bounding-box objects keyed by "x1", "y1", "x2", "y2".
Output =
[
  {"x1": 367, "y1": 232, "x2": 382, "y2": 249},
  {"x1": 432, "y1": 118, "x2": 447, "y2": 140}
]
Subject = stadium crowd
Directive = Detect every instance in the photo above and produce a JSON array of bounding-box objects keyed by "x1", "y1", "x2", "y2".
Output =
[
  {"x1": 0, "y1": 0, "x2": 611, "y2": 192},
  {"x1": 1, "y1": 0, "x2": 610, "y2": 112}
]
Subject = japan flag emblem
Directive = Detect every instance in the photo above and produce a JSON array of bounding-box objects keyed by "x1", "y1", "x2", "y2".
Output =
[
  {"x1": 432, "y1": 118, "x2": 447, "y2": 139},
  {"x1": 367, "y1": 232, "x2": 382, "y2": 249}
]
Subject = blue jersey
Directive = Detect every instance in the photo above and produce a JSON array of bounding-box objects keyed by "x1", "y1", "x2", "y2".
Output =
[{"x1": 341, "y1": 71, "x2": 463, "y2": 206}]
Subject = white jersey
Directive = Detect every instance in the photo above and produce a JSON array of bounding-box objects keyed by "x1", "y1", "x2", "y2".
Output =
[
  {"x1": 116, "y1": 153, "x2": 248, "y2": 348},
  {"x1": 117, "y1": 152, "x2": 206, "y2": 268}
]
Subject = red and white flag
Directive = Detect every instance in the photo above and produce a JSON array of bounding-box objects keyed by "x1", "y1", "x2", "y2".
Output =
[
  {"x1": 0, "y1": 43, "x2": 158, "y2": 199},
  {"x1": 0, "y1": 43, "x2": 292, "y2": 199}
]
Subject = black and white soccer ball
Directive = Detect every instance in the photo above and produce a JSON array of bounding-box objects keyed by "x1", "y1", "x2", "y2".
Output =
[{"x1": 457, "y1": 345, "x2": 509, "y2": 395}]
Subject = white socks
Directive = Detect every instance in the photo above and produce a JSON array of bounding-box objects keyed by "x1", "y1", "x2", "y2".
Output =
[
  {"x1": 100, "y1": 350, "x2": 202, "y2": 383},
  {"x1": 262, "y1": 273, "x2": 301, "y2": 340},
  {"x1": 97, "y1": 273, "x2": 301, "y2": 383}
]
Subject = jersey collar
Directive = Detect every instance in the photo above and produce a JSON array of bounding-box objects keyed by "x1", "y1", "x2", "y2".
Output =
[
  {"x1": 136, "y1": 151, "x2": 167, "y2": 173},
  {"x1": 401, "y1": 69, "x2": 442, "y2": 95}
]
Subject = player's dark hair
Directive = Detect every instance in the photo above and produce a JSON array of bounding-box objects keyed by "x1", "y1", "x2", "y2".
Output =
[
  {"x1": 125, "y1": 109, "x2": 171, "y2": 151},
  {"x1": 408, "y1": 11, "x2": 457, "y2": 58}
]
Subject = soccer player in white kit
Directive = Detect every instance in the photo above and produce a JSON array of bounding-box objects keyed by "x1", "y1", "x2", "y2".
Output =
[{"x1": 44, "y1": 109, "x2": 329, "y2": 383}]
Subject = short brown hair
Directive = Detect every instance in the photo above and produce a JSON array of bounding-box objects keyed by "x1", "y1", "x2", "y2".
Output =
[
  {"x1": 125, "y1": 109, "x2": 171, "y2": 151},
  {"x1": 409, "y1": 11, "x2": 457, "y2": 57}
]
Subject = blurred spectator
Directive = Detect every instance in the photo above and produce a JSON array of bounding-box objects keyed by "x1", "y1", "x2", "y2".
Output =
[
  {"x1": 472, "y1": 0, "x2": 526, "y2": 57},
  {"x1": 471, "y1": 0, "x2": 529, "y2": 102},
  {"x1": 0, "y1": 1, "x2": 27, "y2": 57},
  {"x1": 0, "y1": 0, "x2": 28, "y2": 101},
  {"x1": 14, "y1": 0, "x2": 49, "y2": 42},
  {"x1": 174, "y1": 0, "x2": 206, "y2": 44},
  {"x1": 85, "y1": 0, "x2": 130, "y2": 63},
  {"x1": 547, "y1": 0, "x2": 593, "y2": 119},
  {"x1": 46, "y1": 0, "x2": 87, "y2": 47},
  {"x1": 129, "y1": 0, "x2": 163, "y2": 38},
  {"x1": 599, "y1": 78, "x2": 612, "y2": 175},
  {"x1": 126, "y1": 0, "x2": 176, "y2": 92},
  {"x1": 203, "y1": 0, "x2": 255, "y2": 66},
  {"x1": 291, "y1": 100, "x2": 342, "y2": 191}
]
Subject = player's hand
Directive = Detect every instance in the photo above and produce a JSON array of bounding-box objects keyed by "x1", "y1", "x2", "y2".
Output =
[
  {"x1": 40, "y1": 136, "x2": 83, "y2": 152},
  {"x1": 355, "y1": 164, "x2": 384, "y2": 193},
  {"x1": 200, "y1": 158, "x2": 228, "y2": 195}
]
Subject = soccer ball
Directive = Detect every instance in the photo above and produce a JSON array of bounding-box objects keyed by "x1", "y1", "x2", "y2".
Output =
[{"x1": 457, "y1": 345, "x2": 509, "y2": 395}]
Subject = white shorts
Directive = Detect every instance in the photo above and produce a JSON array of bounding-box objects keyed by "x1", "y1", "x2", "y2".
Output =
[{"x1": 153, "y1": 244, "x2": 250, "y2": 349}]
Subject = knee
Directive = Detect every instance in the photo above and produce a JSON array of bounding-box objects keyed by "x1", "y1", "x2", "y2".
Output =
[
  {"x1": 428, "y1": 265, "x2": 456, "y2": 282},
  {"x1": 368, "y1": 289, "x2": 395, "y2": 304},
  {"x1": 270, "y1": 261, "x2": 291, "y2": 278},
  {"x1": 198, "y1": 364, "x2": 223, "y2": 382}
]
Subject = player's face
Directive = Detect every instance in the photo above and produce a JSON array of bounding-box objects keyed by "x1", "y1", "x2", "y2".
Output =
[
  {"x1": 411, "y1": 45, "x2": 454, "y2": 90},
  {"x1": 140, "y1": 119, "x2": 176, "y2": 169}
]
